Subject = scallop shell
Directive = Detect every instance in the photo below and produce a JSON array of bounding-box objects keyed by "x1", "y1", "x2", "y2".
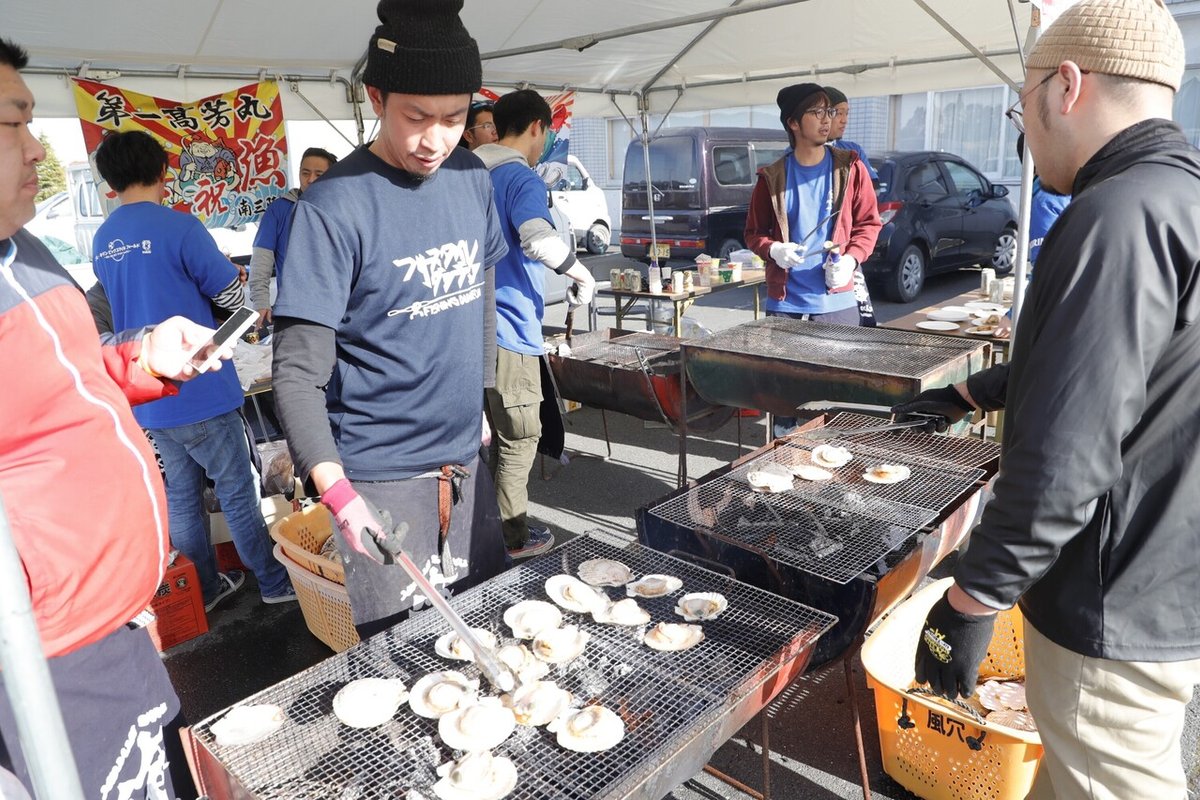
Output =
[
  {"x1": 626, "y1": 574, "x2": 683, "y2": 598},
  {"x1": 438, "y1": 698, "x2": 517, "y2": 752},
  {"x1": 502, "y1": 680, "x2": 573, "y2": 727},
  {"x1": 545, "y1": 575, "x2": 607, "y2": 613},
  {"x1": 211, "y1": 704, "x2": 284, "y2": 746},
  {"x1": 332, "y1": 678, "x2": 409, "y2": 729},
  {"x1": 435, "y1": 629, "x2": 499, "y2": 662},
  {"x1": 746, "y1": 461, "x2": 794, "y2": 493},
  {"x1": 531, "y1": 625, "x2": 591, "y2": 664},
  {"x1": 408, "y1": 671, "x2": 479, "y2": 719},
  {"x1": 976, "y1": 680, "x2": 1027, "y2": 712},
  {"x1": 494, "y1": 643, "x2": 550, "y2": 684},
  {"x1": 642, "y1": 622, "x2": 705, "y2": 651},
  {"x1": 985, "y1": 708, "x2": 1038, "y2": 732},
  {"x1": 791, "y1": 464, "x2": 833, "y2": 482},
  {"x1": 675, "y1": 592, "x2": 728, "y2": 622},
  {"x1": 577, "y1": 558, "x2": 634, "y2": 587},
  {"x1": 503, "y1": 600, "x2": 563, "y2": 640},
  {"x1": 549, "y1": 705, "x2": 626, "y2": 753},
  {"x1": 862, "y1": 464, "x2": 912, "y2": 484},
  {"x1": 591, "y1": 597, "x2": 651, "y2": 626},
  {"x1": 432, "y1": 751, "x2": 518, "y2": 800},
  {"x1": 811, "y1": 444, "x2": 853, "y2": 469}
]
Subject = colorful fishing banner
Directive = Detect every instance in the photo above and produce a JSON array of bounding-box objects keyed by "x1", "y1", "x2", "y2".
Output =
[
  {"x1": 72, "y1": 79, "x2": 288, "y2": 228},
  {"x1": 478, "y1": 87, "x2": 575, "y2": 181}
]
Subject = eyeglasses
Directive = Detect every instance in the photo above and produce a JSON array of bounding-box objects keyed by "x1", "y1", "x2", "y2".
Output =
[
  {"x1": 468, "y1": 121, "x2": 496, "y2": 133},
  {"x1": 1005, "y1": 71, "x2": 1056, "y2": 133},
  {"x1": 803, "y1": 107, "x2": 840, "y2": 120}
]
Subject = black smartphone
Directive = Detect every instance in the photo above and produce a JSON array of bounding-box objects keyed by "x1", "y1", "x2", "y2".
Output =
[{"x1": 188, "y1": 307, "x2": 260, "y2": 372}]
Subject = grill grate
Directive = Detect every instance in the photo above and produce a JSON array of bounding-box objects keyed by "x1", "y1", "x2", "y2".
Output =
[
  {"x1": 566, "y1": 331, "x2": 680, "y2": 368},
  {"x1": 192, "y1": 537, "x2": 835, "y2": 800},
  {"x1": 685, "y1": 318, "x2": 985, "y2": 376},
  {"x1": 644, "y1": 417, "x2": 991, "y2": 584},
  {"x1": 788, "y1": 413, "x2": 1002, "y2": 470}
]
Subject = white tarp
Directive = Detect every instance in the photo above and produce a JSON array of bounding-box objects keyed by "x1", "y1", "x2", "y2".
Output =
[{"x1": 11, "y1": 0, "x2": 1031, "y2": 120}]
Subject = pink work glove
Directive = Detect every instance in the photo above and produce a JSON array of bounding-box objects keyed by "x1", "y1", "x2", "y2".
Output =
[{"x1": 321, "y1": 478, "x2": 406, "y2": 565}]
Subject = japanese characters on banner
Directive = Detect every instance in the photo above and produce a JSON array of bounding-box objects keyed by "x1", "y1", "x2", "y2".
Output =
[
  {"x1": 478, "y1": 88, "x2": 575, "y2": 186},
  {"x1": 1031, "y1": 0, "x2": 1083, "y2": 29},
  {"x1": 72, "y1": 79, "x2": 288, "y2": 229}
]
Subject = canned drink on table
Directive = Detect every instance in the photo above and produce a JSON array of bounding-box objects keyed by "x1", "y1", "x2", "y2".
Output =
[
  {"x1": 610, "y1": 268, "x2": 623, "y2": 291},
  {"x1": 683, "y1": 270, "x2": 694, "y2": 292},
  {"x1": 625, "y1": 268, "x2": 641, "y2": 292},
  {"x1": 980, "y1": 267, "x2": 996, "y2": 295},
  {"x1": 672, "y1": 271, "x2": 686, "y2": 294}
]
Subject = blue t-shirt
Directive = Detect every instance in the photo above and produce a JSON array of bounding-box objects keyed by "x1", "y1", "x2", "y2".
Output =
[
  {"x1": 1029, "y1": 176, "x2": 1070, "y2": 267},
  {"x1": 91, "y1": 202, "x2": 243, "y2": 429},
  {"x1": 253, "y1": 194, "x2": 296, "y2": 279},
  {"x1": 770, "y1": 150, "x2": 857, "y2": 315},
  {"x1": 829, "y1": 139, "x2": 879, "y2": 181},
  {"x1": 489, "y1": 160, "x2": 554, "y2": 356},
  {"x1": 273, "y1": 146, "x2": 508, "y2": 480}
]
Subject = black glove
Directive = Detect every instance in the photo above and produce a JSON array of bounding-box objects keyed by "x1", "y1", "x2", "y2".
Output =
[
  {"x1": 892, "y1": 385, "x2": 975, "y2": 433},
  {"x1": 914, "y1": 593, "x2": 995, "y2": 699}
]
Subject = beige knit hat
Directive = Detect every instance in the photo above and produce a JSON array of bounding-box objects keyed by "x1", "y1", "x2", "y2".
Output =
[{"x1": 1026, "y1": 0, "x2": 1185, "y2": 91}]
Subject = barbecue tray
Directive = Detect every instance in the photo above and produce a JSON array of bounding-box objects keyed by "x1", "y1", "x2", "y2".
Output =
[
  {"x1": 186, "y1": 536, "x2": 835, "y2": 800},
  {"x1": 638, "y1": 413, "x2": 1001, "y2": 668}
]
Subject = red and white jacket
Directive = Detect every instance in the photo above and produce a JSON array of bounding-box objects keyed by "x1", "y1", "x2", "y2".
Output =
[{"x1": 1, "y1": 231, "x2": 176, "y2": 658}]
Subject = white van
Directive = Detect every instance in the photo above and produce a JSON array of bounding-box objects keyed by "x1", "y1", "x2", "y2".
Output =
[{"x1": 548, "y1": 155, "x2": 612, "y2": 254}]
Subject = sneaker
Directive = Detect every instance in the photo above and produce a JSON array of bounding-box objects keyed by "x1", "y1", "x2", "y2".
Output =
[
  {"x1": 204, "y1": 570, "x2": 245, "y2": 613},
  {"x1": 508, "y1": 525, "x2": 555, "y2": 559},
  {"x1": 261, "y1": 584, "x2": 298, "y2": 605}
]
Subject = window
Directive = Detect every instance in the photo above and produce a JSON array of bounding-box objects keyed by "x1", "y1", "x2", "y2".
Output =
[
  {"x1": 566, "y1": 164, "x2": 586, "y2": 191},
  {"x1": 713, "y1": 146, "x2": 752, "y2": 185},
  {"x1": 943, "y1": 161, "x2": 986, "y2": 196},
  {"x1": 905, "y1": 162, "x2": 949, "y2": 196},
  {"x1": 931, "y1": 86, "x2": 1007, "y2": 177},
  {"x1": 895, "y1": 93, "x2": 928, "y2": 151},
  {"x1": 752, "y1": 142, "x2": 788, "y2": 170}
]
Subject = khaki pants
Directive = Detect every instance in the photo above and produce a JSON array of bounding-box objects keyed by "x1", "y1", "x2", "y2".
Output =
[
  {"x1": 1025, "y1": 620, "x2": 1200, "y2": 799},
  {"x1": 484, "y1": 347, "x2": 542, "y2": 549}
]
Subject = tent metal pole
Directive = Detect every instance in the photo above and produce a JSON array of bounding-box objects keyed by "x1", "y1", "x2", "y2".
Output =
[
  {"x1": 0, "y1": 492, "x2": 85, "y2": 800},
  {"x1": 909, "y1": 0, "x2": 1021, "y2": 92},
  {"x1": 1010, "y1": 11, "x2": 1041, "y2": 327},
  {"x1": 641, "y1": 0, "x2": 748, "y2": 94},
  {"x1": 638, "y1": 93, "x2": 662, "y2": 281}
]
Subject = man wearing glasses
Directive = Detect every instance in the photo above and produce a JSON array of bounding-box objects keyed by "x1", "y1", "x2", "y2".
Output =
[
  {"x1": 896, "y1": 2, "x2": 1200, "y2": 796},
  {"x1": 461, "y1": 100, "x2": 498, "y2": 150}
]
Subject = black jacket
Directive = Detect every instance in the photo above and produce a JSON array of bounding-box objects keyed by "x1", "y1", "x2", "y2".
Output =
[{"x1": 955, "y1": 119, "x2": 1200, "y2": 661}]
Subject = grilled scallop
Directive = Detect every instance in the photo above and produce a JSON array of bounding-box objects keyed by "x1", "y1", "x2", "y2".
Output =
[
  {"x1": 211, "y1": 704, "x2": 284, "y2": 746},
  {"x1": 791, "y1": 464, "x2": 834, "y2": 482},
  {"x1": 746, "y1": 461, "x2": 794, "y2": 493},
  {"x1": 642, "y1": 622, "x2": 705, "y2": 651},
  {"x1": 545, "y1": 575, "x2": 607, "y2": 614},
  {"x1": 549, "y1": 705, "x2": 626, "y2": 753},
  {"x1": 531, "y1": 625, "x2": 591, "y2": 664},
  {"x1": 625, "y1": 574, "x2": 683, "y2": 598},
  {"x1": 675, "y1": 592, "x2": 728, "y2": 622},
  {"x1": 494, "y1": 643, "x2": 550, "y2": 684},
  {"x1": 332, "y1": 678, "x2": 409, "y2": 729},
  {"x1": 985, "y1": 708, "x2": 1038, "y2": 732},
  {"x1": 977, "y1": 680, "x2": 1027, "y2": 712},
  {"x1": 502, "y1": 680, "x2": 573, "y2": 727},
  {"x1": 432, "y1": 751, "x2": 518, "y2": 800},
  {"x1": 862, "y1": 464, "x2": 912, "y2": 484},
  {"x1": 577, "y1": 558, "x2": 634, "y2": 587},
  {"x1": 438, "y1": 698, "x2": 517, "y2": 752},
  {"x1": 503, "y1": 600, "x2": 563, "y2": 640},
  {"x1": 408, "y1": 671, "x2": 479, "y2": 720},
  {"x1": 435, "y1": 628, "x2": 499, "y2": 662},
  {"x1": 591, "y1": 597, "x2": 651, "y2": 626},
  {"x1": 810, "y1": 444, "x2": 853, "y2": 469}
]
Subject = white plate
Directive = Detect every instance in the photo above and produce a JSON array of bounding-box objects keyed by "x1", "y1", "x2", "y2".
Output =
[
  {"x1": 916, "y1": 320, "x2": 960, "y2": 331},
  {"x1": 964, "y1": 301, "x2": 1006, "y2": 313},
  {"x1": 926, "y1": 307, "x2": 972, "y2": 322},
  {"x1": 964, "y1": 325, "x2": 1002, "y2": 337}
]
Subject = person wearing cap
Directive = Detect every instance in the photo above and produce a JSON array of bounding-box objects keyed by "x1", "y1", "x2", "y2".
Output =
[
  {"x1": 822, "y1": 86, "x2": 879, "y2": 182},
  {"x1": 271, "y1": 0, "x2": 510, "y2": 640},
  {"x1": 744, "y1": 82, "x2": 881, "y2": 436},
  {"x1": 894, "y1": 2, "x2": 1200, "y2": 795},
  {"x1": 459, "y1": 100, "x2": 498, "y2": 150}
]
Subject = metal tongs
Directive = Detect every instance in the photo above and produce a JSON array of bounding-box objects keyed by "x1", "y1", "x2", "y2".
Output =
[{"x1": 793, "y1": 400, "x2": 942, "y2": 441}]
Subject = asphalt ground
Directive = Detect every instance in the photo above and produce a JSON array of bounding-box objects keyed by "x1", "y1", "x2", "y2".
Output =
[{"x1": 163, "y1": 255, "x2": 1198, "y2": 799}]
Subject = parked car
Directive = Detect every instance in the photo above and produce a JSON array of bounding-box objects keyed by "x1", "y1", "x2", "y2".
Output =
[
  {"x1": 547, "y1": 154, "x2": 612, "y2": 254},
  {"x1": 619, "y1": 127, "x2": 790, "y2": 265},
  {"x1": 864, "y1": 151, "x2": 1017, "y2": 302},
  {"x1": 26, "y1": 191, "x2": 75, "y2": 245}
]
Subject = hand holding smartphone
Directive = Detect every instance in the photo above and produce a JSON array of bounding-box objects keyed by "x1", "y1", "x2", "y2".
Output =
[{"x1": 188, "y1": 307, "x2": 260, "y2": 373}]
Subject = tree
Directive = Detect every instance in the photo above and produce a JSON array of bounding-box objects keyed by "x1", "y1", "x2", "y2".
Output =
[{"x1": 36, "y1": 134, "x2": 67, "y2": 202}]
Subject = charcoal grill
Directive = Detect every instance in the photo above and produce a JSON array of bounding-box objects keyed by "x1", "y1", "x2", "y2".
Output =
[{"x1": 185, "y1": 535, "x2": 835, "y2": 800}]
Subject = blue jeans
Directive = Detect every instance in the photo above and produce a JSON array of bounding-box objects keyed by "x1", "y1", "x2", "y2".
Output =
[
  {"x1": 150, "y1": 409, "x2": 290, "y2": 603},
  {"x1": 766, "y1": 306, "x2": 862, "y2": 438}
]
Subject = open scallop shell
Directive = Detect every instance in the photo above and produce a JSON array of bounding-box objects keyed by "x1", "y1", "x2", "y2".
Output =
[
  {"x1": 591, "y1": 597, "x2": 651, "y2": 626},
  {"x1": 503, "y1": 600, "x2": 563, "y2": 640},
  {"x1": 211, "y1": 704, "x2": 284, "y2": 746},
  {"x1": 675, "y1": 592, "x2": 728, "y2": 622},
  {"x1": 577, "y1": 558, "x2": 634, "y2": 587},
  {"x1": 985, "y1": 708, "x2": 1038, "y2": 732},
  {"x1": 642, "y1": 622, "x2": 705, "y2": 651},
  {"x1": 549, "y1": 705, "x2": 626, "y2": 753},
  {"x1": 791, "y1": 464, "x2": 833, "y2": 482},
  {"x1": 408, "y1": 671, "x2": 479, "y2": 719},
  {"x1": 494, "y1": 643, "x2": 550, "y2": 684},
  {"x1": 746, "y1": 461, "x2": 794, "y2": 493},
  {"x1": 435, "y1": 629, "x2": 499, "y2": 662},
  {"x1": 862, "y1": 464, "x2": 912, "y2": 484},
  {"x1": 977, "y1": 680, "x2": 1027, "y2": 712},
  {"x1": 432, "y1": 751, "x2": 518, "y2": 800},
  {"x1": 438, "y1": 698, "x2": 517, "y2": 752},
  {"x1": 626, "y1": 574, "x2": 683, "y2": 598},
  {"x1": 502, "y1": 680, "x2": 573, "y2": 727},
  {"x1": 545, "y1": 575, "x2": 608, "y2": 614},
  {"x1": 532, "y1": 625, "x2": 591, "y2": 664},
  {"x1": 811, "y1": 444, "x2": 853, "y2": 469},
  {"x1": 332, "y1": 678, "x2": 409, "y2": 729}
]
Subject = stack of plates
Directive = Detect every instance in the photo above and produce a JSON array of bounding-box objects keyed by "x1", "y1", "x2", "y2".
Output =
[{"x1": 925, "y1": 306, "x2": 972, "y2": 322}]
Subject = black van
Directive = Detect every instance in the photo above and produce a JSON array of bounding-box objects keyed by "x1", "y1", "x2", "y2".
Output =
[{"x1": 619, "y1": 127, "x2": 789, "y2": 264}]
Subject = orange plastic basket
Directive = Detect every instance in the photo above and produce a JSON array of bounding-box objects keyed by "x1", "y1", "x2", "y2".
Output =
[
  {"x1": 269, "y1": 503, "x2": 345, "y2": 585},
  {"x1": 271, "y1": 543, "x2": 359, "y2": 653},
  {"x1": 861, "y1": 578, "x2": 1043, "y2": 800}
]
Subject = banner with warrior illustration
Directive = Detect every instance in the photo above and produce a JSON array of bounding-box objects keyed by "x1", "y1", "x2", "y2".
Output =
[
  {"x1": 72, "y1": 79, "x2": 288, "y2": 229},
  {"x1": 477, "y1": 88, "x2": 574, "y2": 186}
]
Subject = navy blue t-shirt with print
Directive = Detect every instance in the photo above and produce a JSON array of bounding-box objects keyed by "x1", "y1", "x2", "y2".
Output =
[{"x1": 273, "y1": 146, "x2": 507, "y2": 480}]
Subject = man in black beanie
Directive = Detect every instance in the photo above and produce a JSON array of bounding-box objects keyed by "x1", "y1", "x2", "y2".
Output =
[
  {"x1": 272, "y1": 0, "x2": 511, "y2": 639},
  {"x1": 823, "y1": 86, "x2": 878, "y2": 181}
]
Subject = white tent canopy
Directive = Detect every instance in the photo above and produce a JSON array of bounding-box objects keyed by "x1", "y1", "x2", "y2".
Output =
[{"x1": 12, "y1": 0, "x2": 1031, "y2": 120}]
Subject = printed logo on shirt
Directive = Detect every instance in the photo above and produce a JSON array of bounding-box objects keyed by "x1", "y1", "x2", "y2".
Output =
[
  {"x1": 100, "y1": 701, "x2": 173, "y2": 800},
  {"x1": 388, "y1": 239, "x2": 484, "y2": 320},
  {"x1": 96, "y1": 239, "x2": 148, "y2": 262}
]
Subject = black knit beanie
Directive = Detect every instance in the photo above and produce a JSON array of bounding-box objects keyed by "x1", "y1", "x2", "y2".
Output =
[
  {"x1": 363, "y1": 0, "x2": 482, "y2": 95},
  {"x1": 823, "y1": 86, "x2": 848, "y2": 106},
  {"x1": 776, "y1": 83, "x2": 825, "y2": 128}
]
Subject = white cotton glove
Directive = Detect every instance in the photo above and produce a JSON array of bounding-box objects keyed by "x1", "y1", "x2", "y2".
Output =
[
  {"x1": 824, "y1": 253, "x2": 857, "y2": 292},
  {"x1": 567, "y1": 274, "x2": 595, "y2": 307},
  {"x1": 769, "y1": 241, "x2": 804, "y2": 270}
]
